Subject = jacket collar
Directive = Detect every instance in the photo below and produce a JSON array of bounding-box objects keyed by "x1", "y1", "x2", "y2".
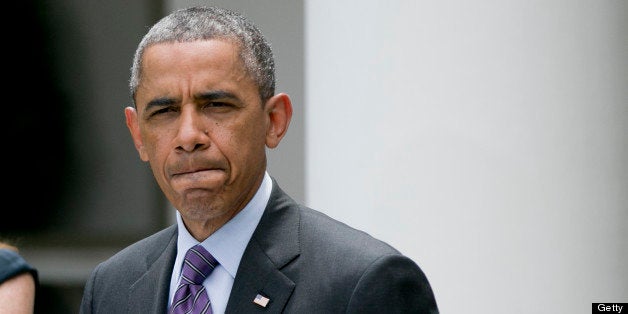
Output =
[{"x1": 226, "y1": 179, "x2": 300, "y2": 313}]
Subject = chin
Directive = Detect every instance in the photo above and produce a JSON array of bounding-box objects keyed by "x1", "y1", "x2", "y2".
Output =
[{"x1": 180, "y1": 199, "x2": 223, "y2": 219}]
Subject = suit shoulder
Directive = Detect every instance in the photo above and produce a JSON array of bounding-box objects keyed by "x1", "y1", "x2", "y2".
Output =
[
  {"x1": 290, "y1": 206, "x2": 438, "y2": 312},
  {"x1": 298, "y1": 206, "x2": 401, "y2": 257}
]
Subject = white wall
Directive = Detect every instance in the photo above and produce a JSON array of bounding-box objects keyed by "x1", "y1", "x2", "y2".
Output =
[{"x1": 305, "y1": 1, "x2": 628, "y2": 313}]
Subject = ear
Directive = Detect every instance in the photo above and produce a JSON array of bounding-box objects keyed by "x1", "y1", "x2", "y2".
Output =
[
  {"x1": 124, "y1": 106, "x2": 149, "y2": 161},
  {"x1": 264, "y1": 93, "x2": 293, "y2": 149}
]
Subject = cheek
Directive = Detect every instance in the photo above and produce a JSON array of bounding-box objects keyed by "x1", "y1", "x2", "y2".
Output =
[
  {"x1": 217, "y1": 121, "x2": 266, "y2": 162},
  {"x1": 139, "y1": 129, "x2": 170, "y2": 165},
  {"x1": 140, "y1": 132, "x2": 158, "y2": 157}
]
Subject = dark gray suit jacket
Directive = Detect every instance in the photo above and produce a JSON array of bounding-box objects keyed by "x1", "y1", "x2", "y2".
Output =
[{"x1": 80, "y1": 180, "x2": 438, "y2": 313}]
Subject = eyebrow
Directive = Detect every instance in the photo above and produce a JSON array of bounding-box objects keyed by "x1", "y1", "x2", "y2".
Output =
[
  {"x1": 145, "y1": 97, "x2": 177, "y2": 111},
  {"x1": 194, "y1": 90, "x2": 239, "y2": 102},
  {"x1": 142, "y1": 90, "x2": 242, "y2": 117}
]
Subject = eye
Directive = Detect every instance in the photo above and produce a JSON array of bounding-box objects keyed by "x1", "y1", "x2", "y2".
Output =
[
  {"x1": 202, "y1": 101, "x2": 235, "y2": 112},
  {"x1": 204, "y1": 101, "x2": 230, "y2": 108},
  {"x1": 148, "y1": 106, "x2": 178, "y2": 118}
]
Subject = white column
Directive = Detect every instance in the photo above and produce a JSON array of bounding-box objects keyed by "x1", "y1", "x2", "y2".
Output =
[{"x1": 306, "y1": 1, "x2": 628, "y2": 313}]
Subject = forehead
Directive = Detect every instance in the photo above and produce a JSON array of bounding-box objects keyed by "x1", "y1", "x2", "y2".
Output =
[
  {"x1": 145, "y1": 38, "x2": 240, "y2": 65},
  {"x1": 136, "y1": 39, "x2": 256, "y2": 104}
]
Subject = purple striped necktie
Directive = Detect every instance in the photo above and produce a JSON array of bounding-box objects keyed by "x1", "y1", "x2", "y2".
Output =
[{"x1": 170, "y1": 244, "x2": 218, "y2": 314}]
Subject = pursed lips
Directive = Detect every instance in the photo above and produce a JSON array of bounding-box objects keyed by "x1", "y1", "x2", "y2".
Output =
[{"x1": 171, "y1": 167, "x2": 223, "y2": 177}]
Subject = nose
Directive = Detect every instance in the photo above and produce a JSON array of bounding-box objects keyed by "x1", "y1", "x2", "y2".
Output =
[{"x1": 175, "y1": 107, "x2": 209, "y2": 152}]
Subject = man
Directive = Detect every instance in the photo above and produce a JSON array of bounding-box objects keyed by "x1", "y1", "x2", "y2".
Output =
[{"x1": 80, "y1": 6, "x2": 438, "y2": 314}]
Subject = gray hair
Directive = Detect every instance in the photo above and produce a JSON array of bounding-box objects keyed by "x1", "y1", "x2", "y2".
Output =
[{"x1": 129, "y1": 6, "x2": 275, "y2": 104}]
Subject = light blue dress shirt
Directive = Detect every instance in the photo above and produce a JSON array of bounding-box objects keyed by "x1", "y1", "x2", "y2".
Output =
[{"x1": 168, "y1": 171, "x2": 272, "y2": 314}]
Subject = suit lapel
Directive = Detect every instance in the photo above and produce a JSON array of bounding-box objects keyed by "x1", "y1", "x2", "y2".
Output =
[
  {"x1": 225, "y1": 240, "x2": 296, "y2": 313},
  {"x1": 226, "y1": 181, "x2": 300, "y2": 313},
  {"x1": 128, "y1": 226, "x2": 178, "y2": 314}
]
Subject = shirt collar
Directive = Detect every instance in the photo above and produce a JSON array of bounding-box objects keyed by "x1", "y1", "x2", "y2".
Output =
[{"x1": 175, "y1": 171, "x2": 272, "y2": 278}]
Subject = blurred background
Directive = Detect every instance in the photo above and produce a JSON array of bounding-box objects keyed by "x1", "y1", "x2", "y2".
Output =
[{"x1": 3, "y1": 0, "x2": 626, "y2": 313}]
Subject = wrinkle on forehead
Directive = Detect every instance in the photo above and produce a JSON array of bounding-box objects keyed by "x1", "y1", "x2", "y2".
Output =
[{"x1": 136, "y1": 39, "x2": 255, "y2": 109}]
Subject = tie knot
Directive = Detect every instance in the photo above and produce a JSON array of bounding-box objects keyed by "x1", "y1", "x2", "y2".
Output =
[{"x1": 181, "y1": 244, "x2": 218, "y2": 285}]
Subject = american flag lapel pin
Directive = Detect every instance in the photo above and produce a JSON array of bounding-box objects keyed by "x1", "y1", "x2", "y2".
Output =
[{"x1": 253, "y1": 294, "x2": 270, "y2": 307}]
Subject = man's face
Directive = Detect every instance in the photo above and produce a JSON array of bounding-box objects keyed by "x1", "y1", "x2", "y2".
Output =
[{"x1": 127, "y1": 39, "x2": 269, "y2": 228}]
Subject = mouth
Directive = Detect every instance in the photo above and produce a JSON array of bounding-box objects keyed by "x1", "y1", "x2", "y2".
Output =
[
  {"x1": 170, "y1": 167, "x2": 226, "y2": 181},
  {"x1": 173, "y1": 167, "x2": 222, "y2": 176},
  {"x1": 167, "y1": 157, "x2": 229, "y2": 189},
  {"x1": 169, "y1": 157, "x2": 227, "y2": 176},
  {"x1": 168, "y1": 167, "x2": 228, "y2": 193}
]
